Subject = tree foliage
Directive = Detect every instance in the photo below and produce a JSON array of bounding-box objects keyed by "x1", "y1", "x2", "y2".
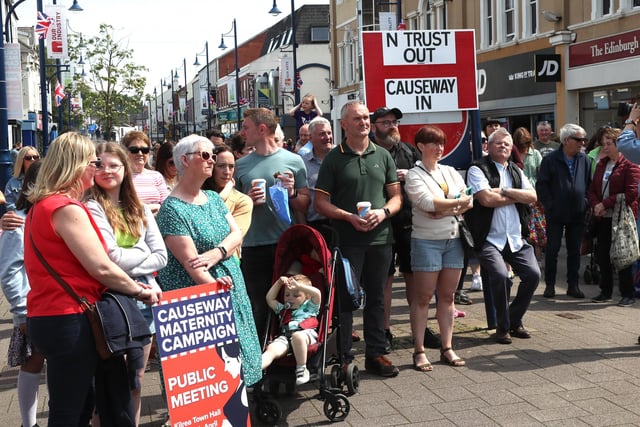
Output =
[{"x1": 69, "y1": 24, "x2": 147, "y2": 140}]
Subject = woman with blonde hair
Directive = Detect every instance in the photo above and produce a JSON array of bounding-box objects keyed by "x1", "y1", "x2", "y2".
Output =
[
  {"x1": 5, "y1": 146, "x2": 40, "y2": 210},
  {"x1": 24, "y1": 132, "x2": 162, "y2": 426}
]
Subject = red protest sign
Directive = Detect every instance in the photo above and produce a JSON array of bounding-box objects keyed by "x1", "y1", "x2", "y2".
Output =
[
  {"x1": 153, "y1": 283, "x2": 250, "y2": 427},
  {"x1": 362, "y1": 30, "x2": 478, "y2": 112}
]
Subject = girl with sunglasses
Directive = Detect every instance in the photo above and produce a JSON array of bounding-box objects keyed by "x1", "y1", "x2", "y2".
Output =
[
  {"x1": 122, "y1": 131, "x2": 169, "y2": 214},
  {"x1": 5, "y1": 146, "x2": 40, "y2": 211}
]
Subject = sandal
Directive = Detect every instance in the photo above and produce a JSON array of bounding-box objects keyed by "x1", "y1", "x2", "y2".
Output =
[
  {"x1": 412, "y1": 351, "x2": 433, "y2": 372},
  {"x1": 440, "y1": 347, "x2": 465, "y2": 367},
  {"x1": 454, "y1": 290, "x2": 472, "y2": 305}
]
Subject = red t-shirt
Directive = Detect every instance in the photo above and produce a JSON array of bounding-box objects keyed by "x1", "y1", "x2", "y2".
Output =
[{"x1": 25, "y1": 195, "x2": 107, "y2": 316}]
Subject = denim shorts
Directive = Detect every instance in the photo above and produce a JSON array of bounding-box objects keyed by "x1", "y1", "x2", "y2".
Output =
[{"x1": 411, "y1": 237, "x2": 464, "y2": 272}]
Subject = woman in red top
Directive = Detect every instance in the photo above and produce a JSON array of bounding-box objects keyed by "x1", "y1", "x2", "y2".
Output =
[
  {"x1": 24, "y1": 132, "x2": 163, "y2": 427},
  {"x1": 587, "y1": 127, "x2": 640, "y2": 306}
]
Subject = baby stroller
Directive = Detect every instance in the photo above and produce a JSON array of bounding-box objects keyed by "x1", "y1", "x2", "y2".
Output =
[{"x1": 253, "y1": 225, "x2": 358, "y2": 424}]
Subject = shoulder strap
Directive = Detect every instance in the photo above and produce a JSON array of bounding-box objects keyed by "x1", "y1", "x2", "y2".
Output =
[{"x1": 28, "y1": 208, "x2": 89, "y2": 308}]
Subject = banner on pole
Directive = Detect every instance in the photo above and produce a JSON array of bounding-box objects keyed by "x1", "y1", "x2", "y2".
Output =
[{"x1": 45, "y1": 5, "x2": 68, "y2": 60}]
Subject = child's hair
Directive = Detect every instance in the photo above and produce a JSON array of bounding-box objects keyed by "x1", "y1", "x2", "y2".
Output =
[
  {"x1": 290, "y1": 274, "x2": 312, "y2": 288},
  {"x1": 301, "y1": 94, "x2": 316, "y2": 107}
]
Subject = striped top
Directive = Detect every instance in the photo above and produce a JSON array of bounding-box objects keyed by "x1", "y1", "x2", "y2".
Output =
[{"x1": 132, "y1": 169, "x2": 169, "y2": 205}]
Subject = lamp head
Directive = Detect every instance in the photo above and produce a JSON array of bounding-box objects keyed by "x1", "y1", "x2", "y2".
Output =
[
  {"x1": 193, "y1": 56, "x2": 200, "y2": 66},
  {"x1": 219, "y1": 37, "x2": 228, "y2": 50},
  {"x1": 69, "y1": 0, "x2": 83, "y2": 12},
  {"x1": 269, "y1": 0, "x2": 282, "y2": 15}
]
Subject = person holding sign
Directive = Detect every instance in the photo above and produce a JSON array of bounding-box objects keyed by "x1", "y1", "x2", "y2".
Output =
[
  {"x1": 157, "y1": 135, "x2": 262, "y2": 387},
  {"x1": 261, "y1": 274, "x2": 321, "y2": 385}
]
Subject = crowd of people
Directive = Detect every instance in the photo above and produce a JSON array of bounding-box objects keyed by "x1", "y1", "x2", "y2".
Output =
[{"x1": 3, "y1": 95, "x2": 640, "y2": 426}]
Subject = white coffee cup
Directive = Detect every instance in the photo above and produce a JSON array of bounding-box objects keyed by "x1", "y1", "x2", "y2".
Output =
[
  {"x1": 251, "y1": 179, "x2": 267, "y2": 204},
  {"x1": 357, "y1": 201, "x2": 371, "y2": 218}
]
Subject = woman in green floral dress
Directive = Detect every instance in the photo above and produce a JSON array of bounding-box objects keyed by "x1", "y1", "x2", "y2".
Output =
[{"x1": 157, "y1": 135, "x2": 261, "y2": 386}]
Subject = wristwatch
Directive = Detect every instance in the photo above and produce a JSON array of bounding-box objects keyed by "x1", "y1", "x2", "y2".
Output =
[
  {"x1": 501, "y1": 187, "x2": 508, "y2": 196},
  {"x1": 383, "y1": 207, "x2": 391, "y2": 219},
  {"x1": 624, "y1": 118, "x2": 638, "y2": 126}
]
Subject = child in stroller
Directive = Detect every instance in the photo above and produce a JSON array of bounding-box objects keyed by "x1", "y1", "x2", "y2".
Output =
[{"x1": 261, "y1": 274, "x2": 321, "y2": 385}]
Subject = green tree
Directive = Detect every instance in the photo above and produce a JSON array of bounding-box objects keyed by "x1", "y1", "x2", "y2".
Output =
[{"x1": 70, "y1": 24, "x2": 147, "y2": 140}]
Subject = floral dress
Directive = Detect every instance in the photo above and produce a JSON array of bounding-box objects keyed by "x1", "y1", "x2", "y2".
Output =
[{"x1": 157, "y1": 190, "x2": 262, "y2": 386}]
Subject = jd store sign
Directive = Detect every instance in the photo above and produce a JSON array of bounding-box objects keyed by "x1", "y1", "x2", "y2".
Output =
[{"x1": 535, "y1": 54, "x2": 561, "y2": 82}]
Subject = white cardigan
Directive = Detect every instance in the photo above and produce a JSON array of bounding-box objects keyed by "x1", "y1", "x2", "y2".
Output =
[{"x1": 405, "y1": 161, "x2": 467, "y2": 240}]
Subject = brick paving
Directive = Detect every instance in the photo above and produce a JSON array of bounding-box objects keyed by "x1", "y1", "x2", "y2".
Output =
[{"x1": 3, "y1": 249, "x2": 640, "y2": 426}]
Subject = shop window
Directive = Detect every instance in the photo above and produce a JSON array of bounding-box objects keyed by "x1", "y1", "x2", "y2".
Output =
[{"x1": 523, "y1": 0, "x2": 538, "y2": 37}]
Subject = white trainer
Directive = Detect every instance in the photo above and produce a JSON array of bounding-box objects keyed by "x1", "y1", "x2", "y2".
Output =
[
  {"x1": 470, "y1": 274, "x2": 483, "y2": 291},
  {"x1": 295, "y1": 366, "x2": 310, "y2": 385}
]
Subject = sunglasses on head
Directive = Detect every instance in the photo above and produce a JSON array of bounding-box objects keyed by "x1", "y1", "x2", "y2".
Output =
[
  {"x1": 24, "y1": 155, "x2": 40, "y2": 161},
  {"x1": 128, "y1": 146, "x2": 150, "y2": 154}
]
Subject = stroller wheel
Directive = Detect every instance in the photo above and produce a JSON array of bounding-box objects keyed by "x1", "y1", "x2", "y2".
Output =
[
  {"x1": 584, "y1": 268, "x2": 592, "y2": 284},
  {"x1": 255, "y1": 398, "x2": 283, "y2": 425},
  {"x1": 329, "y1": 365, "x2": 341, "y2": 388},
  {"x1": 323, "y1": 393, "x2": 350, "y2": 422},
  {"x1": 345, "y1": 364, "x2": 360, "y2": 395}
]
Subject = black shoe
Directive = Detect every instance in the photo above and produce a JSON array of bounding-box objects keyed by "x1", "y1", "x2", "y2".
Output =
[
  {"x1": 618, "y1": 297, "x2": 636, "y2": 307},
  {"x1": 510, "y1": 325, "x2": 531, "y2": 339},
  {"x1": 454, "y1": 289, "x2": 472, "y2": 305},
  {"x1": 424, "y1": 327, "x2": 442, "y2": 349},
  {"x1": 364, "y1": 355, "x2": 399, "y2": 377},
  {"x1": 384, "y1": 329, "x2": 394, "y2": 354},
  {"x1": 566, "y1": 287, "x2": 585, "y2": 298},
  {"x1": 592, "y1": 293, "x2": 612, "y2": 303},
  {"x1": 543, "y1": 287, "x2": 555, "y2": 298},
  {"x1": 492, "y1": 330, "x2": 512, "y2": 344}
]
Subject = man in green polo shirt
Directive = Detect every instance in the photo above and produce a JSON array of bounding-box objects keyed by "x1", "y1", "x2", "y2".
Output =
[{"x1": 315, "y1": 100, "x2": 402, "y2": 377}]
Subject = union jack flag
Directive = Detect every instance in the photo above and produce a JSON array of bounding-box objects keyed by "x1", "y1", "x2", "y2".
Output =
[
  {"x1": 54, "y1": 79, "x2": 65, "y2": 107},
  {"x1": 35, "y1": 11, "x2": 53, "y2": 40}
]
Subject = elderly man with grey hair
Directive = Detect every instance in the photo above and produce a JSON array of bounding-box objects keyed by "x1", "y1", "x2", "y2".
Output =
[
  {"x1": 465, "y1": 127, "x2": 540, "y2": 344},
  {"x1": 536, "y1": 123, "x2": 592, "y2": 299}
]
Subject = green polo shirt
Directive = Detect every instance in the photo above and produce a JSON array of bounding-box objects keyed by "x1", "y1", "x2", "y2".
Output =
[{"x1": 315, "y1": 140, "x2": 398, "y2": 246}]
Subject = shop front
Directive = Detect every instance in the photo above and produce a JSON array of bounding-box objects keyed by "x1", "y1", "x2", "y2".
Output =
[
  {"x1": 478, "y1": 48, "x2": 557, "y2": 136},
  {"x1": 567, "y1": 29, "x2": 640, "y2": 137}
]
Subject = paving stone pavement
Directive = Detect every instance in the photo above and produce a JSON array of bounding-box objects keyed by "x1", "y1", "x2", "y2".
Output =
[{"x1": 2, "y1": 250, "x2": 640, "y2": 426}]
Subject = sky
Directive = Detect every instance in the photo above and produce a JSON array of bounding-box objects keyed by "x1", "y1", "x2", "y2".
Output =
[{"x1": 19, "y1": 0, "x2": 328, "y2": 95}]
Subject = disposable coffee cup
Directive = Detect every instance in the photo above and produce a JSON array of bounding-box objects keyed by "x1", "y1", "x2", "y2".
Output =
[
  {"x1": 357, "y1": 201, "x2": 371, "y2": 218},
  {"x1": 251, "y1": 179, "x2": 267, "y2": 204}
]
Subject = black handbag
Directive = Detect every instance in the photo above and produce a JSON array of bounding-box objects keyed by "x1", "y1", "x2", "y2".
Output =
[{"x1": 457, "y1": 216, "x2": 474, "y2": 250}]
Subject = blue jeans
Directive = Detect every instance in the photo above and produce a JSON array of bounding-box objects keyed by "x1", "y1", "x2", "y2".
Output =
[
  {"x1": 28, "y1": 313, "x2": 97, "y2": 427},
  {"x1": 545, "y1": 220, "x2": 584, "y2": 288},
  {"x1": 477, "y1": 242, "x2": 540, "y2": 332},
  {"x1": 338, "y1": 244, "x2": 392, "y2": 360}
]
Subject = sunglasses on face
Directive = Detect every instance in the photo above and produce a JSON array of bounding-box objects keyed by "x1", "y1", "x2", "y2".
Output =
[
  {"x1": 24, "y1": 155, "x2": 40, "y2": 161},
  {"x1": 127, "y1": 146, "x2": 150, "y2": 154},
  {"x1": 88, "y1": 158, "x2": 102, "y2": 169},
  {"x1": 570, "y1": 136, "x2": 588, "y2": 143},
  {"x1": 187, "y1": 151, "x2": 216, "y2": 161}
]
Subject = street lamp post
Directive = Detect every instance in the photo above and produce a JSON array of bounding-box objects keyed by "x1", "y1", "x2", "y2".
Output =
[
  {"x1": 153, "y1": 88, "x2": 159, "y2": 140},
  {"x1": 219, "y1": 19, "x2": 241, "y2": 131},
  {"x1": 182, "y1": 58, "x2": 188, "y2": 136},
  {"x1": 194, "y1": 41, "x2": 212, "y2": 132},
  {"x1": 269, "y1": 0, "x2": 299, "y2": 105}
]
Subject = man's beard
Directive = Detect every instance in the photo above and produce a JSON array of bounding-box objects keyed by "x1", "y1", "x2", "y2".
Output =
[{"x1": 376, "y1": 127, "x2": 401, "y2": 145}]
